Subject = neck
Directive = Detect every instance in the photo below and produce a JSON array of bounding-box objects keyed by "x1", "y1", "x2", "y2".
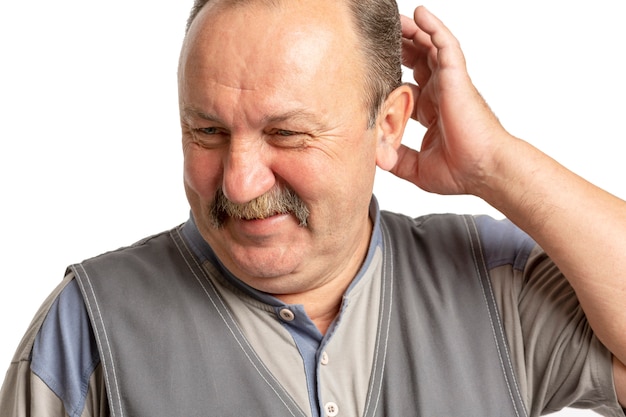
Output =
[
  {"x1": 276, "y1": 288, "x2": 344, "y2": 335},
  {"x1": 275, "y1": 217, "x2": 373, "y2": 335}
]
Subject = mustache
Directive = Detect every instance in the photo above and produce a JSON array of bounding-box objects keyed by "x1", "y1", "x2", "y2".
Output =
[{"x1": 208, "y1": 186, "x2": 310, "y2": 228}]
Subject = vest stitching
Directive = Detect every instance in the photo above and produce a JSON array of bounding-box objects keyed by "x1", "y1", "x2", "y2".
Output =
[
  {"x1": 463, "y1": 216, "x2": 528, "y2": 417},
  {"x1": 72, "y1": 264, "x2": 125, "y2": 417},
  {"x1": 171, "y1": 228, "x2": 305, "y2": 417},
  {"x1": 362, "y1": 220, "x2": 393, "y2": 416}
]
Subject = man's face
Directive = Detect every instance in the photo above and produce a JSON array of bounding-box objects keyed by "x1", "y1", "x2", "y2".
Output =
[{"x1": 179, "y1": 0, "x2": 383, "y2": 295}]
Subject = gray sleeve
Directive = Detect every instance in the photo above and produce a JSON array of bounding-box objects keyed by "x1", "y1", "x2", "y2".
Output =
[
  {"x1": 490, "y1": 246, "x2": 625, "y2": 417},
  {"x1": 0, "y1": 274, "x2": 109, "y2": 417},
  {"x1": 0, "y1": 362, "x2": 108, "y2": 417}
]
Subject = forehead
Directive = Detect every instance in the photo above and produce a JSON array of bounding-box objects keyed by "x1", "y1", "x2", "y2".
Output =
[
  {"x1": 188, "y1": 0, "x2": 354, "y2": 39},
  {"x1": 178, "y1": 0, "x2": 368, "y2": 125},
  {"x1": 181, "y1": 0, "x2": 364, "y2": 88}
]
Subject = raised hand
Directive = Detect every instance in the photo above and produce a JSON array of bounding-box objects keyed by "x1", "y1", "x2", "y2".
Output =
[{"x1": 392, "y1": 6, "x2": 512, "y2": 197}]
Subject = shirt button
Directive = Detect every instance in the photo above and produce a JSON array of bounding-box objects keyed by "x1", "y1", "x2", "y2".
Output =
[
  {"x1": 324, "y1": 402, "x2": 339, "y2": 417},
  {"x1": 279, "y1": 308, "x2": 295, "y2": 321},
  {"x1": 320, "y1": 351, "x2": 329, "y2": 365}
]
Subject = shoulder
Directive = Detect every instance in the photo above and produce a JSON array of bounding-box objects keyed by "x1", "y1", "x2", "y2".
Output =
[
  {"x1": 380, "y1": 211, "x2": 536, "y2": 270},
  {"x1": 1, "y1": 273, "x2": 105, "y2": 416},
  {"x1": 379, "y1": 211, "x2": 471, "y2": 243},
  {"x1": 472, "y1": 215, "x2": 536, "y2": 271},
  {"x1": 30, "y1": 276, "x2": 101, "y2": 416},
  {"x1": 75, "y1": 226, "x2": 183, "y2": 276}
]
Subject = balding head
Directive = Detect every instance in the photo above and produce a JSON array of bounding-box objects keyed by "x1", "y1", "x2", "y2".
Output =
[{"x1": 180, "y1": 0, "x2": 402, "y2": 127}]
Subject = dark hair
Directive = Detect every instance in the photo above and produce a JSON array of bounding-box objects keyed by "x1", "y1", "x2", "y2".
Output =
[{"x1": 184, "y1": 0, "x2": 402, "y2": 128}]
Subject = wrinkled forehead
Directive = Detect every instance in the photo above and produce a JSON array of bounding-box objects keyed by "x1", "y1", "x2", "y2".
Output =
[
  {"x1": 179, "y1": 0, "x2": 362, "y2": 79},
  {"x1": 177, "y1": 0, "x2": 368, "y2": 114}
]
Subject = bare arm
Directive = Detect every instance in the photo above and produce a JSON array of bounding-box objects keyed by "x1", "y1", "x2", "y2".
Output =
[{"x1": 395, "y1": 6, "x2": 626, "y2": 407}]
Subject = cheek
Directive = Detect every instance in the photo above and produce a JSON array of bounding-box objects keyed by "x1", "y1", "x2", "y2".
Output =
[
  {"x1": 183, "y1": 150, "x2": 223, "y2": 201},
  {"x1": 277, "y1": 148, "x2": 375, "y2": 217},
  {"x1": 272, "y1": 154, "x2": 329, "y2": 203}
]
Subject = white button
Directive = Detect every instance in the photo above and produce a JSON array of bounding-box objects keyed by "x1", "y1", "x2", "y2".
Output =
[
  {"x1": 320, "y1": 351, "x2": 329, "y2": 365},
  {"x1": 279, "y1": 308, "x2": 295, "y2": 321},
  {"x1": 324, "y1": 402, "x2": 339, "y2": 417}
]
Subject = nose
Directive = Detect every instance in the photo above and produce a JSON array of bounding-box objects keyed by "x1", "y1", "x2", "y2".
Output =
[{"x1": 222, "y1": 137, "x2": 275, "y2": 204}]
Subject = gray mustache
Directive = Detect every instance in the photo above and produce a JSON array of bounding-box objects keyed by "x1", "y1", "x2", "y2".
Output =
[{"x1": 209, "y1": 186, "x2": 310, "y2": 228}]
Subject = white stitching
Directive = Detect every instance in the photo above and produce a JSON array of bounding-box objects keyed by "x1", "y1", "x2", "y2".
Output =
[
  {"x1": 362, "y1": 221, "x2": 393, "y2": 416},
  {"x1": 74, "y1": 264, "x2": 124, "y2": 417},
  {"x1": 171, "y1": 228, "x2": 303, "y2": 417},
  {"x1": 463, "y1": 216, "x2": 527, "y2": 417}
]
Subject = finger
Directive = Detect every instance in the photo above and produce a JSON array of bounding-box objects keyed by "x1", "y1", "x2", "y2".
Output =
[
  {"x1": 413, "y1": 6, "x2": 466, "y2": 71},
  {"x1": 401, "y1": 13, "x2": 436, "y2": 65},
  {"x1": 401, "y1": 13, "x2": 437, "y2": 54},
  {"x1": 406, "y1": 83, "x2": 436, "y2": 126},
  {"x1": 388, "y1": 143, "x2": 421, "y2": 186},
  {"x1": 401, "y1": 10, "x2": 441, "y2": 87},
  {"x1": 402, "y1": 38, "x2": 431, "y2": 86},
  {"x1": 400, "y1": 14, "x2": 419, "y2": 40},
  {"x1": 401, "y1": 12, "x2": 438, "y2": 87}
]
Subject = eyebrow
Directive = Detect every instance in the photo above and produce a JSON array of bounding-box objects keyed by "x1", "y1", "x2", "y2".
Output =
[
  {"x1": 182, "y1": 107, "x2": 222, "y2": 123},
  {"x1": 262, "y1": 109, "x2": 322, "y2": 126},
  {"x1": 182, "y1": 106, "x2": 326, "y2": 129}
]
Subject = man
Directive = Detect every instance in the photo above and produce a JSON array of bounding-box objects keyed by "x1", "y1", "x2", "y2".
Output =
[{"x1": 1, "y1": 0, "x2": 625, "y2": 416}]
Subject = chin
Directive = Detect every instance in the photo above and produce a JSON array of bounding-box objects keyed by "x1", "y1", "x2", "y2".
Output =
[{"x1": 226, "y1": 244, "x2": 306, "y2": 286}]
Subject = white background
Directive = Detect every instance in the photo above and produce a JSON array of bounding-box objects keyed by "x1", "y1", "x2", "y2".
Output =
[{"x1": 1, "y1": 1, "x2": 624, "y2": 415}]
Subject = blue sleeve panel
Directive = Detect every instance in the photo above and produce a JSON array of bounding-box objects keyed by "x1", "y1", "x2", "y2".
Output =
[
  {"x1": 474, "y1": 215, "x2": 537, "y2": 272},
  {"x1": 31, "y1": 279, "x2": 100, "y2": 417}
]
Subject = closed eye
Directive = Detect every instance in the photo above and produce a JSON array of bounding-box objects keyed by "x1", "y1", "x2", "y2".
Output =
[
  {"x1": 275, "y1": 129, "x2": 299, "y2": 136},
  {"x1": 190, "y1": 126, "x2": 229, "y2": 148},
  {"x1": 267, "y1": 129, "x2": 311, "y2": 149},
  {"x1": 198, "y1": 127, "x2": 222, "y2": 135}
]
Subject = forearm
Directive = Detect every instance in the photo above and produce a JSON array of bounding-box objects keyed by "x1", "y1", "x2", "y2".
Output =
[{"x1": 477, "y1": 135, "x2": 626, "y2": 363}]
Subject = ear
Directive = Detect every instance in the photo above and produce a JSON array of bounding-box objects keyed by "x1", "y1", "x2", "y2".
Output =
[{"x1": 375, "y1": 84, "x2": 413, "y2": 171}]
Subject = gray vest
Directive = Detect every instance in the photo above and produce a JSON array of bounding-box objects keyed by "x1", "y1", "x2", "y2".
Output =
[{"x1": 71, "y1": 212, "x2": 527, "y2": 417}]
